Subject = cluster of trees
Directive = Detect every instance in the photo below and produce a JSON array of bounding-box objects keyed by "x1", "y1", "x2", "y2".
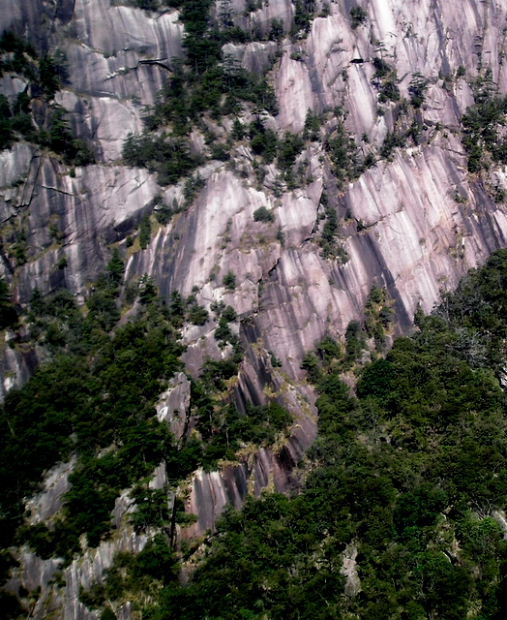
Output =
[
  {"x1": 372, "y1": 57, "x2": 401, "y2": 104},
  {"x1": 124, "y1": 4, "x2": 373, "y2": 194},
  {"x1": 324, "y1": 112, "x2": 366, "y2": 186},
  {"x1": 131, "y1": 0, "x2": 317, "y2": 42},
  {"x1": 79, "y1": 248, "x2": 507, "y2": 620},
  {"x1": 293, "y1": 0, "x2": 317, "y2": 34},
  {"x1": 0, "y1": 32, "x2": 63, "y2": 99},
  {"x1": 1, "y1": 257, "x2": 187, "y2": 561},
  {"x1": 0, "y1": 32, "x2": 94, "y2": 164},
  {"x1": 317, "y1": 192, "x2": 349, "y2": 263},
  {"x1": 122, "y1": 0, "x2": 283, "y2": 181},
  {"x1": 0, "y1": 279, "x2": 18, "y2": 329},
  {"x1": 144, "y1": 59, "x2": 277, "y2": 136},
  {"x1": 122, "y1": 133, "x2": 200, "y2": 185},
  {"x1": 1, "y1": 250, "x2": 295, "y2": 607},
  {"x1": 142, "y1": 0, "x2": 278, "y2": 131},
  {"x1": 350, "y1": 5, "x2": 368, "y2": 29},
  {"x1": 462, "y1": 94, "x2": 507, "y2": 173}
]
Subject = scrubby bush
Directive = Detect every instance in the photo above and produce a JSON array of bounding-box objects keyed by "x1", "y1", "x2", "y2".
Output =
[
  {"x1": 122, "y1": 133, "x2": 199, "y2": 185},
  {"x1": 409, "y1": 73, "x2": 428, "y2": 108},
  {"x1": 223, "y1": 271, "x2": 236, "y2": 290},
  {"x1": 350, "y1": 6, "x2": 367, "y2": 29},
  {"x1": 249, "y1": 118, "x2": 278, "y2": 162},
  {"x1": 187, "y1": 304, "x2": 209, "y2": 325},
  {"x1": 0, "y1": 279, "x2": 17, "y2": 329},
  {"x1": 253, "y1": 206, "x2": 274, "y2": 222},
  {"x1": 461, "y1": 95, "x2": 507, "y2": 172},
  {"x1": 221, "y1": 305, "x2": 237, "y2": 322},
  {"x1": 139, "y1": 215, "x2": 152, "y2": 249}
]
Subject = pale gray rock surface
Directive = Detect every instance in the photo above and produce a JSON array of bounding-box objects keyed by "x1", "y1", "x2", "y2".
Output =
[
  {"x1": 156, "y1": 371, "x2": 191, "y2": 442},
  {"x1": 3, "y1": 0, "x2": 507, "y2": 616}
]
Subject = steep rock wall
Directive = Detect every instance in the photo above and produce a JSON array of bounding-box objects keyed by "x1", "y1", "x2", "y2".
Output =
[{"x1": 3, "y1": 1, "x2": 507, "y2": 617}]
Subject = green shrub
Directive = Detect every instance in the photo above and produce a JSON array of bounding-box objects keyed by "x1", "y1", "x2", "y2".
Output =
[
  {"x1": 139, "y1": 215, "x2": 152, "y2": 249},
  {"x1": 249, "y1": 122, "x2": 278, "y2": 162},
  {"x1": 409, "y1": 73, "x2": 428, "y2": 108},
  {"x1": 350, "y1": 6, "x2": 368, "y2": 29},
  {"x1": 100, "y1": 608, "x2": 117, "y2": 620},
  {"x1": 133, "y1": 0, "x2": 158, "y2": 9},
  {"x1": 42, "y1": 106, "x2": 95, "y2": 165},
  {"x1": 318, "y1": 195, "x2": 344, "y2": 260},
  {"x1": 223, "y1": 271, "x2": 236, "y2": 290},
  {"x1": 221, "y1": 305, "x2": 237, "y2": 322},
  {"x1": 293, "y1": 0, "x2": 316, "y2": 34},
  {"x1": 372, "y1": 57, "x2": 392, "y2": 79},
  {"x1": 107, "y1": 249, "x2": 124, "y2": 287},
  {"x1": 122, "y1": 133, "x2": 199, "y2": 184},
  {"x1": 325, "y1": 120, "x2": 360, "y2": 186},
  {"x1": 210, "y1": 142, "x2": 230, "y2": 161},
  {"x1": 0, "y1": 279, "x2": 17, "y2": 329},
  {"x1": 379, "y1": 80, "x2": 400, "y2": 102},
  {"x1": 253, "y1": 206, "x2": 274, "y2": 222},
  {"x1": 379, "y1": 131, "x2": 406, "y2": 159},
  {"x1": 130, "y1": 487, "x2": 170, "y2": 532},
  {"x1": 303, "y1": 111, "x2": 321, "y2": 141},
  {"x1": 183, "y1": 175, "x2": 206, "y2": 206},
  {"x1": 345, "y1": 320, "x2": 365, "y2": 363},
  {"x1": 270, "y1": 18, "x2": 285, "y2": 40},
  {"x1": 0, "y1": 34, "x2": 93, "y2": 161},
  {"x1": 187, "y1": 304, "x2": 209, "y2": 325},
  {"x1": 153, "y1": 203, "x2": 174, "y2": 224},
  {"x1": 277, "y1": 132, "x2": 304, "y2": 171},
  {"x1": 214, "y1": 316, "x2": 234, "y2": 345},
  {"x1": 231, "y1": 118, "x2": 245, "y2": 140},
  {"x1": 461, "y1": 95, "x2": 507, "y2": 172}
]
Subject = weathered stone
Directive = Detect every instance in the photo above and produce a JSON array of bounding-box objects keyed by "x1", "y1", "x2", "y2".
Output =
[
  {"x1": 3, "y1": 1, "x2": 507, "y2": 615},
  {"x1": 156, "y1": 371, "x2": 191, "y2": 442}
]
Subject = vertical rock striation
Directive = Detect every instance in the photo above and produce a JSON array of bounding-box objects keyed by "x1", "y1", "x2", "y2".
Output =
[{"x1": 3, "y1": 1, "x2": 507, "y2": 616}]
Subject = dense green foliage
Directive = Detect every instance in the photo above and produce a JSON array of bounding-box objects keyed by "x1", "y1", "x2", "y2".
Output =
[
  {"x1": 121, "y1": 0, "x2": 284, "y2": 184},
  {"x1": 325, "y1": 119, "x2": 362, "y2": 186},
  {"x1": 350, "y1": 6, "x2": 368, "y2": 29},
  {"x1": 132, "y1": 0, "x2": 159, "y2": 9},
  {"x1": 248, "y1": 116, "x2": 279, "y2": 162},
  {"x1": 0, "y1": 279, "x2": 17, "y2": 329},
  {"x1": 0, "y1": 32, "x2": 94, "y2": 164},
  {"x1": 39, "y1": 105, "x2": 95, "y2": 166},
  {"x1": 317, "y1": 192, "x2": 349, "y2": 262},
  {"x1": 122, "y1": 133, "x2": 200, "y2": 185},
  {"x1": 462, "y1": 94, "x2": 507, "y2": 172},
  {"x1": 293, "y1": 0, "x2": 316, "y2": 35},
  {"x1": 87, "y1": 248, "x2": 507, "y2": 620},
  {"x1": 223, "y1": 270, "x2": 236, "y2": 290},
  {"x1": 133, "y1": 0, "x2": 277, "y2": 137},
  {"x1": 0, "y1": 32, "x2": 62, "y2": 99},
  {"x1": 1, "y1": 270, "x2": 187, "y2": 556},
  {"x1": 253, "y1": 206, "x2": 274, "y2": 222},
  {"x1": 8, "y1": 6, "x2": 507, "y2": 617},
  {"x1": 409, "y1": 73, "x2": 428, "y2": 109},
  {"x1": 146, "y1": 59, "x2": 277, "y2": 135},
  {"x1": 139, "y1": 214, "x2": 152, "y2": 249},
  {"x1": 372, "y1": 57, "x2": 400, "y2": 103},
  {"x1": 120, "y1": 4, "x2": 361, "y2": 192},
  {"x1": 1, "y1": 256, "x2": 293, "y2": 585}
]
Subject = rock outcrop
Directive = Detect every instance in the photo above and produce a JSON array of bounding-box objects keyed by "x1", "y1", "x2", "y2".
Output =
[{"x1": 3, "y1": 1, "x2": 507, "y2": 617}]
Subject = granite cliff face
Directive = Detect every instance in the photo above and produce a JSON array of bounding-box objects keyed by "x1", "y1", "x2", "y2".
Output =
[{"x1": 2, "y1": 1, "x2": 507, "y2": 617}]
